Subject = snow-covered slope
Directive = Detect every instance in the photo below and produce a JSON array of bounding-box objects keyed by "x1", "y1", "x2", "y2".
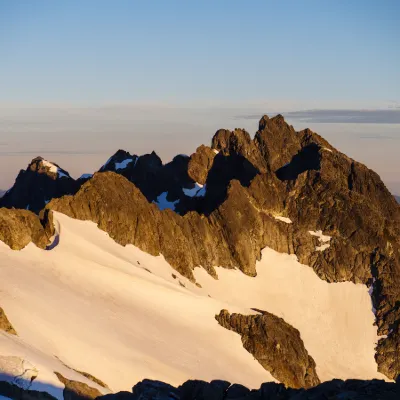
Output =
[{"x1": 0, "y1": 212, "x2": 387, "y2": 397}]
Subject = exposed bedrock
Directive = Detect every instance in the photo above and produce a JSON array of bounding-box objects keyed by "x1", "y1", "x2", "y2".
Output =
[
  {"x1": 55, "y1": 372, "x2": 103, "y2": 400},
  {"x1": 215, "y1": 310, "x2": 320, "y2": 389},
  {"x1": 0, "y1": 208, "x2": 53, "y2": 250},
  {"x1": 0, "y1": 307, "x2": 17, "y2": 335}
]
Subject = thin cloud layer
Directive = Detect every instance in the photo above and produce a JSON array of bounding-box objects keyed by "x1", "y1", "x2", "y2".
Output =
[{"x1": 237, "y1": 109, "x2": 400, "y2": 124}]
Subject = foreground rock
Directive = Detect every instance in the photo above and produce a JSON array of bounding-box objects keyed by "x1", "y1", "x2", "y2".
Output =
[
  {"x1": 0, "y1": 380, "x2": 57, "y2": 400},
  {"x1": 97, "y1": 378, "x2": 400, "y2": 400},
  {"x1": 0, "y1": 208, "x2": 52, "y2": 250},
  {"x1": 215, "y1": 310, "x2": 320, "y2": 389}
]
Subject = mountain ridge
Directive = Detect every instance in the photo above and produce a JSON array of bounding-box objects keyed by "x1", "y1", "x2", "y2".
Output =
[{"x1": 1, "y1": 114, "x2": 400, "y2": 395}]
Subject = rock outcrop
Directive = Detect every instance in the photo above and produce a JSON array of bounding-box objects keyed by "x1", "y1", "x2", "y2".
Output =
[
  {"x1": 0, "y1": 307, "x2": 17, "y2": 335},
  {"x1": 55, "y1": 372, "x2": 103, "y2": 400},
  {"x1": 0, "y1": 208, "x2": 52, "y2": 250},
  {"x1": 215, "y1": 310, "x2": 320, "y2": 389}
]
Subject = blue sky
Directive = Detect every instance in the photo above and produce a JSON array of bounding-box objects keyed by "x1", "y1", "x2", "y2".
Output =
[
  {"x1": 0, "y1": 1, "x2": 400, "y2": 193},
  {"x1": 1, "y1": 0, "x2": 399, "y2": 106}
]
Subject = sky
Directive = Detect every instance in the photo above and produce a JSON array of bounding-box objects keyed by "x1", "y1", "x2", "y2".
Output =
[{"x1": 0, "y1": 1, "x2": 399, "y2": 192}]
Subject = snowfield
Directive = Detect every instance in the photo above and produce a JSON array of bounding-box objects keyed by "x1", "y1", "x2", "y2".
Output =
[{"x1": 0, "y1": 212, "x2": 387, "y2": 397}]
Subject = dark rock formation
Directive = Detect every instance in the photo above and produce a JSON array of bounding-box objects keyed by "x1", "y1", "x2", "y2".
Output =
[
  {"x1": 0, "y1": 380, "x2": 57, "y2": 400},
  {"x1": 96, "y1": 378, "x2": 400, "y2": 400},
  {"x1": 215, "y1": 310, "x2": 320, "y2": 389},
  {"x1": 99, "y1": 149, "x2": 197, "y2": 213},
  {"x1": 55, "y1": 372, "x2": 103, "y2": 400},
  {"x1": 0, "y1": 157, "x2": 80, "y2": 214},
  {"x1": 0, "y1": 208, "x2": 52, "y2": 250},
  {"x1": 0, "y1": 307, "x2": 17, "y2": 335}
]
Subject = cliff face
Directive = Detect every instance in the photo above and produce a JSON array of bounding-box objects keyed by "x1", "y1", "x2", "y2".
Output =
[{"x1": 1, "y1": 114, "x2": 400, "y2": 381}]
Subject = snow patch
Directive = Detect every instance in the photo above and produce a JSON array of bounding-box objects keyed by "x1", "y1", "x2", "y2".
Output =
[
  {"x1": 115, "y1": 158, "x2": 134, "y2": 170},
  {"x1": 213, "y1": 149, "x2": 219, "y2": 154},
  {"x1": 308, "y1": 230, "x2": 331, "y2": 251},
  {"x1": 153, "y1": 192, "x2": 180, "y2": 211},
  {"x1": 57, "y1": 170, "x2": 69, "y2": 179},
  {"x1": 41, "y1": 160, "x2": 69, "y2": 179},
  {"x1": 196, "y1": 185, "x2": 206, "y2": 197},
  {"x1": 322, "y1": 147, "x2": 333, "y2": 153},
  {"x1": 182, "y1": 183, "x2": 206, "y2": 198},
  {"x1": 274, "y1": 215, "x2": 292, "y2": 224}
]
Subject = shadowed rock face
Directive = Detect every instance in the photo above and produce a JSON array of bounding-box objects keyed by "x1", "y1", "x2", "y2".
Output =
[
  {"x1": 1, "y1": 114, "x2": 400, "y2": 381},
  {"x1": 98, "y1": 378, "x2": 400, "y2": 400},
  {"x1": 0, "y1": 373, "x2": 103, "y2": 400},
  {"x1": 215, "y1": 310, "x2": 320, "y2": 389},
  {"x1": 0, "y1": 157, "x2": 80, "y2": 214},
  {"x1": 0, "y1": 380, "x2": 57, "y2": 400}
]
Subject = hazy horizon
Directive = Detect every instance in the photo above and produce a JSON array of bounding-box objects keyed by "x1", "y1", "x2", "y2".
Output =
[
  {"x1": 1, "y1": 1, "x2": 399, "y2": 193},
  {"x1": 0, "y1": 104, "x2": 399, "y2": 195}
]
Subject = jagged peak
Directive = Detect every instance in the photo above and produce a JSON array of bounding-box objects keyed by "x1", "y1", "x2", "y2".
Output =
[
  {"x1": 100, "y1": 149, "x2": 138, "y2": 171},
  {"x1": 138, "y1": 151, "x2": 163, "y2": 167},
  {"x1": 27, "y1": 157, "x2": 71, "y2": 179},
  {"x1": 258, "y1": 113, "x2": 290, "y2": 132},
  {"x1": 211, "y1": 128, "x2": 252, "y2": 154},
  {"x1": 113, "y1": 149, "x2": 134, "y2": 158}
]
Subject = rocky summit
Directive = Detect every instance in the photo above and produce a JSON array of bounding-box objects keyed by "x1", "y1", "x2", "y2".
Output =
[
  {"x1": 0, "y1": 114, "x2": 400, "y2": 399},
  {"x1": 0, "y1": 157, "x2": 80, "y2": 214}
]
